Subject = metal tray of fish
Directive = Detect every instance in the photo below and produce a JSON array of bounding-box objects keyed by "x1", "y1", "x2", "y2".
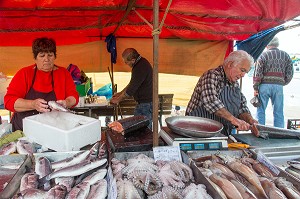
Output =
[
  {"x1": 107, "y1": 150, "x2": 224, "y2": 199},
  {"x1": 251, "y1": 146, "x2": 300, "y2": 169},
  {"x1": 0, "y1": 154, "x2": 32, "y2": 199},
  {"x1": 187, "y1": 150, "x2": 300, "y2": 192}
]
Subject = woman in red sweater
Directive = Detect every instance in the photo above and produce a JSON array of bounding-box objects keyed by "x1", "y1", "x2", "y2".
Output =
[{"x1": 4, "y1": 37, "x2": 79, "y2": 131}]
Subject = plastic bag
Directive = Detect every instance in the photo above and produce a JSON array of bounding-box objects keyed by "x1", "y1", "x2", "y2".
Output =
[
  {"x1": 93, "y1": 83, "x2": 113, "y2": 99},
  {"x1": 250, "y1": 96, "x2": 261, "y2": 107}
]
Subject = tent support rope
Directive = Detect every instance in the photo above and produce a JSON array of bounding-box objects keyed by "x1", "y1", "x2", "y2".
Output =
[{"x1": 133, "y1": 0, "x2": 173, "y2": 36}]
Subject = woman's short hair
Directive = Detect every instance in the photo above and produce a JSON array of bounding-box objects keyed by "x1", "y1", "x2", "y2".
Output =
[
  {"x1": 224, "y1": 50, "x2": 254, "y2": 67},
  {"x1": 32, "y1": 37, "x2": 57, "y2": 59}
]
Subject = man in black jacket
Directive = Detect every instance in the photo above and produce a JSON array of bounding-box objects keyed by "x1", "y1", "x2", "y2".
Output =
[{"x1": 110, "y1": 48, "x2": 153, "y2": 128}]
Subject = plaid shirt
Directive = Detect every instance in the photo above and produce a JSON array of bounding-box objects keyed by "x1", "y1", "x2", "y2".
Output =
[{"x1": 186, "y1": 65, "x2": 250, "y2": 115}]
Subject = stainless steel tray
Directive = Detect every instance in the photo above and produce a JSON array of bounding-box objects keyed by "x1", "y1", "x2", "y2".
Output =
[
  {"x1": 165, "y1": 116, "x2": 223, "y2": 138},
  {"x1": 252, "y1": 146, "x2": 300, "y2": 169},
  {"x1": 0, "y1": 154, "x2": 32, "y2": 199},
  {"x1": 187, "y1": 150, "x2": 300, "y2": 192}
]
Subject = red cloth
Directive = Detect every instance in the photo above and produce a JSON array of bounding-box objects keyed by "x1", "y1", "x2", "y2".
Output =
[{"x1": 4, "y1": 64, "x2": 79, "y2": 112}]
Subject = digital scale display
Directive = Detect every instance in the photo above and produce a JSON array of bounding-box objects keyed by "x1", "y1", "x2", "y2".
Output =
[{"x1": 179, "y1": 142, "x2": 222, "y2": 150}]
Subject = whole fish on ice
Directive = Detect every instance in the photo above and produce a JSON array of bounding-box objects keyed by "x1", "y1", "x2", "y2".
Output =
[
  {"x1": 35, "y1": 156, "x2": 52, "y2": 190},
  {"x1": 86, "y1": 179, "x2": 108, "y2": 199},
  {"x1": 48, "y1": 101, "x2": 70, "y2": 112},
  {"x1": 287, "y1": 160, "x2": 300, "y2": 170},
  {"x1": 39, "y1": 158, "x2": 107, "y2": 185},
  {"x1": 51, "y1": 150, "x2": 90, "y2": 170},
  {"x1": 20, "y1": 173, "x2": 39, "y2": 192},
  {"x1": 0, "y1": 142, "x2": 17, "y2": 155},
  {"x1": 16, "y1": 140, "x2": 35, "y2": 155}
]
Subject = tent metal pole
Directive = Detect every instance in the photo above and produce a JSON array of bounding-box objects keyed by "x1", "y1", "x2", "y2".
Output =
[{"x1": 153, "y1": 0, "x2": 159, "y2": 146}]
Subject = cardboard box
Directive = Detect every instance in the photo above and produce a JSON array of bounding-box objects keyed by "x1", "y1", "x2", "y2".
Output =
[
  {"x1": 0, "y1": 77, "x2": 12, "y2": 105},
  {"x1": 23, "y1": 111, "x2": 101, "y2": 151}
]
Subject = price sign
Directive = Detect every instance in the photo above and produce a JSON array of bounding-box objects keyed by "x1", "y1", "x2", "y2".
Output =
[{"x1": 153, "y1": 146, "x2": 182, "y2": 162}]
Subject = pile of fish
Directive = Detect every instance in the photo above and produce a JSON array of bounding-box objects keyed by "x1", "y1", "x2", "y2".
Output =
[
  {"x1": 111, "y1": 153, "x2": 213, "y2": 199},
  {"x1": 286, "y1": 159, "x2": 300, "y2": 180},
  {"x1": 193, "y1": 152, "x2": 300, "y2": 199},
  {"x1": 0, "y1": 139, "x2": 35, "y2": 155},
  {"x1": 11, "y1": 142, "x2": 108, "y2": 199}
]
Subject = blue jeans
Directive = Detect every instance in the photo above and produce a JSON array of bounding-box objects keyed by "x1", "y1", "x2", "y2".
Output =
[
  {"x1": 134, "y1": 102, "x2": 153, "y2": 129},
  {"x1": 257, "y1": 84, "x2": 284, "y2": 128}
]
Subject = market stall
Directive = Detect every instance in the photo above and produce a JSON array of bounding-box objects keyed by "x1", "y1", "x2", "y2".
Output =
[{"x1": 1, "y1": 112, "x2": 300, "y2": 198}]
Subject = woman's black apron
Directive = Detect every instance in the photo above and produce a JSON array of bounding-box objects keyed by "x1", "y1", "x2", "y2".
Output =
[
  {"x1": 11, "y1": 67, "x2": 57, "y2": 131},
  {"x1": 187, "y1": 78, "x2": 242, "y2": 136}
]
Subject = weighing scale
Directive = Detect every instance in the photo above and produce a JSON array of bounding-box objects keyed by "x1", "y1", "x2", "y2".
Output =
[{"x1": 159, "y1": 127, "x2": 228, "y2": 151}]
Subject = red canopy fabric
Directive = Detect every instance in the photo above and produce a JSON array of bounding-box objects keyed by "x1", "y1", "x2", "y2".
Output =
[{"x1": 1, "y1": 0, "x2": 300, "y2": 46}]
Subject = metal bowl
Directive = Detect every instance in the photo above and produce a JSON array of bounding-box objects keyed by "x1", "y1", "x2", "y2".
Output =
[{"x1": 165, "y1": 116, "x2": 223, "y2": 138}]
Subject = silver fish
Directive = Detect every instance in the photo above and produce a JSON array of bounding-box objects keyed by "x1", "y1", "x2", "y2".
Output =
[
  {"x1": 55, "y1": 177, "x2": 75, "y2": 192},
  {"x1": 20, "y1": 173, "x2": 39, "y2": 192},
  {"x1": 48, "y1": 101, "x2": 70, "y2": 112},
  {"x1": 35, "y1": 156, "x2": 52, "y2": 191},
  {"x1": 39, "y1": 158, "x2": 107, "y2": 185},
  {"x1": 285, "y1": 167, "x2": 300, "y2": 179},
  {"x1": 16, "y1": 140, "x2": 35, "y2": 155},
  {"x1": 14, "y1": 188, "x2": 47, "y2": 199},
  {"x1": 51, "y1": 150, "x2": 90, "y2": 170},
  {"x1": 81, "y1": 169, "x2": 107, "y2": 185},
  {"x1": 287, "y1": 160, "x2": 300, "y2": 170},
  {"x1": 86, "y1": 179, "x2": 108, "y2": 199},
  {"x1": 45, "y1": 184, "x2": 67, "y2": 199},
  {"x1": 0, "y1": 142, "x2": 17, "y2": 155},
  {"x1": 66, "y1": 182, "x2": 90, "y2": 199}
]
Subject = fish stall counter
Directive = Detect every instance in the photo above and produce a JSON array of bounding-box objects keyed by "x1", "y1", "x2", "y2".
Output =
[{"x1": 0, "y1": 142, "x2": 109, "y2": 199}]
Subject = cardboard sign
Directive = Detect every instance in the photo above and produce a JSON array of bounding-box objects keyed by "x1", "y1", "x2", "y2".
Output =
[{"x1": 153, "y1": 146, "x2": 182, "y2": 162}]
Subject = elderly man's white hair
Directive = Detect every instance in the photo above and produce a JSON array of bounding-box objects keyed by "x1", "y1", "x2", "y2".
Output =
[
  {"x1": 268, "y1": 37, "x2": 279, "y2": 47},
  {"x1": 224, "y1": 50, "x2": 254, "y2": 67}
]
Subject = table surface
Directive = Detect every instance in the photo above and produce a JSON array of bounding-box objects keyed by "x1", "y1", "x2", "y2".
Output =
[
  {"x1": 233, "y1": 133, "x2": 300, "y2": 148},
  {"x1": 105, "y1": 128, "x2": 154, "y2": 152}
]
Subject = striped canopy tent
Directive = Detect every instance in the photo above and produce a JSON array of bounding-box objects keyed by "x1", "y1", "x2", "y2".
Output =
[{"x1": 1, "y1": 0, "x2": 300, "y2": 76}]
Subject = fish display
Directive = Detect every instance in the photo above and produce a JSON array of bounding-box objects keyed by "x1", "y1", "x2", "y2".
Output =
[
  {"x1": 193, "y1": 152, "x2": 300, "y2": 199},
  {"x1": 111, "y1": 153, "x2": 212, "y2": 199},
  {"x1": 0, "y1": 140, "x2": 35, "y2": 155},
  {"x1": 9, "y1": 141, "x2": 108, "y2": 199}
]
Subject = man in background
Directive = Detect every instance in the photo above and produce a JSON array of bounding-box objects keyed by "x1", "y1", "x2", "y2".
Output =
[
  {"x1": 253, "y1": 37, "x2": 293, "y2": 128},
  {"x1": 110, "y1": 48, "x2": 153, "y2": 129}
]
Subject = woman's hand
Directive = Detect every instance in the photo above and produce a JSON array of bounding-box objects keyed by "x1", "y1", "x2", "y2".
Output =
[
  {"x1": 32, "y1": 98, "x2": 50, "y2": 113},
  {"x1": 56, "y1": 100, "x2": 67, "y2": 108}
]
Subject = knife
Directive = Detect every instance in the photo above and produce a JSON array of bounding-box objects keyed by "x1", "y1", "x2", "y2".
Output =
[{"x1": 249, "y1": 123, "x2": 260, "y2": 137}]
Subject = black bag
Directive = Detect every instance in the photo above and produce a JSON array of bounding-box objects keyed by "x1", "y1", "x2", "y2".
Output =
[{"x1": 250, "y1": 95, "x2": 261, "y2": 107}]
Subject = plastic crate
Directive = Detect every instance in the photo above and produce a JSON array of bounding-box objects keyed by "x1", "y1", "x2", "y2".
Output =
[
  {"x1": 76, "y1": 78, "x2": 90, "y2": 97},
  {"x1": 287, "y1": 119, "x2": 300, "y2": 130}
]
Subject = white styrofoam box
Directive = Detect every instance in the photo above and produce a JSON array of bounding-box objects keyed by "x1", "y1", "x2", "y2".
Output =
[
  {"x1": 23, "y1": 111, "x2": 101, "y2": 152},
  {"x1": 0, "y1": 77, "x2": 12, "y2": 105}
]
